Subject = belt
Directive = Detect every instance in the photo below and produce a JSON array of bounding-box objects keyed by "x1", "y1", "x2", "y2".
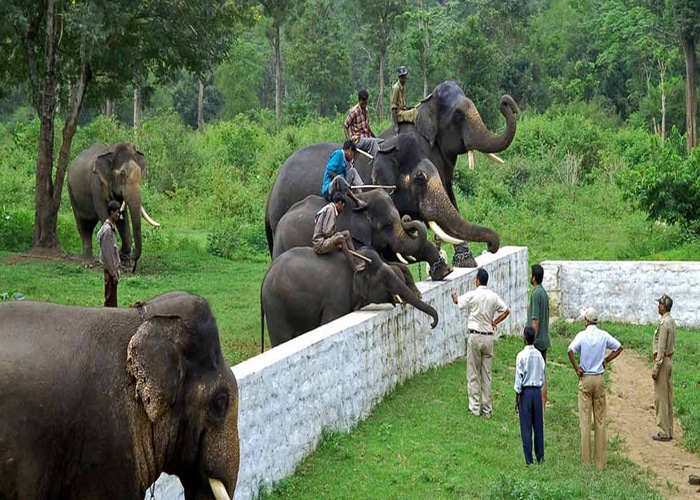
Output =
[
  {"x1": 522, "y1": 386, "x2": 542, "y2": 389},
  {"x1": 469, "y1": 329, "x2": 493, "y2": 335}
]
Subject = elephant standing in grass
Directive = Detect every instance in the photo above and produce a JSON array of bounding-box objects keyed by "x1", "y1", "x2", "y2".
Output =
[
  {"x1": 0, "y1": 292, "x2": 238, "y2": 500},
  {"x1": 261, "y1": 247, "x2": 439, "y2": 348},
  {"x1": 68, "y1": 142, "x2": 160, "y2": 272}
]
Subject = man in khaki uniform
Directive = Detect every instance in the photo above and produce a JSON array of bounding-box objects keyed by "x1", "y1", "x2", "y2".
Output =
[
  {"x1": 451, "y1": 268, "x2": 510, "y2": 419},
  {"x1": 390, "y1": 66, "x2": 418, "y2": 134},
  {"x1": 652, "y1": 293, "x2": 676, "y2": 442}
]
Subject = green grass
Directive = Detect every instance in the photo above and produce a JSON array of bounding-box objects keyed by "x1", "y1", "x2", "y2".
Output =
[{"x1": 260, "y1": 333, "x2": 668, "y2": 499}]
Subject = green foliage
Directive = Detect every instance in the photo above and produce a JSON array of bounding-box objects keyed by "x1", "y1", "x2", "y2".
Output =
[
  {"x1": 616, "y1": 130, "x2": 700, "y2": 234},
  {"x1": 0, "y1": 289, "x2": 25, "y2": 301},
  {"x1": 0, "y1": 209, "x2": 33, "y2": 252}
]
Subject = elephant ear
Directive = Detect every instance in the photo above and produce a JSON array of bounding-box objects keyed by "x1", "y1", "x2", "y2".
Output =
[
  {"x1": 371, "y1": 148, "x2": 399, "y2": 186},
  {"x1": 93, "y1": 149, "x2": 115, "y2": 187},
  {"x1": 349, "y1": 211, "x2": 372, "y2": 248},
  {"x1": 135, "y1": 149, "x2": 148, "y2": 177},
  {"x1": 126, "y1": 316, "x2": 185, "y2": 423},
  {"x1": 415, "y1": 93, "x2": 437, "y2": 147}
]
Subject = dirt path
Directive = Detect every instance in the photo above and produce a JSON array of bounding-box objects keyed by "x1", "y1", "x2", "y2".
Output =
[{"x1": 607, "y1": 351, "x2": 700, "y2": 498}]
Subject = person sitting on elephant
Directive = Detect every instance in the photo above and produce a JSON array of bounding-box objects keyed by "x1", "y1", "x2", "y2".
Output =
[
  {"x1": 97, "y1": 199, "x2": 121, "y2": 307},
  {"x1": 391, "y1": 66, "x2": 418, "y2": 135},
  {"x1": 312, "y1": 192, "x2": 367, "y2": 272},
  {"x1": 344, "y1": 89, "x2": 383, "y2": 157},
  {"x1": 321, "y1": 139, "x2": 368, "y2": 211}
]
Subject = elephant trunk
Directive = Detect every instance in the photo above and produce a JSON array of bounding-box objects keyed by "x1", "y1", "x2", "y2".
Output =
[
  {"x1": 421, "y1": 175, "x2": 500, "y2": 252},
  {"x1": 386, "y1": 271, "x2": 439, "y2": 328},
  {"x1": 124, "y1": 189, "x2": 142, "y2": 273},
  {"x1": 395, "y1": 218, "x2": 427, "y2": 258},
  {"x1": 464, "y1": 95, "x2": 518, "y2": 154}
]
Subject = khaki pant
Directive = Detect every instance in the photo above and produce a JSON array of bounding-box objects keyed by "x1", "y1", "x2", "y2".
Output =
[
  {"x1": 578, "y1": 374, "x2": 607, "y2": 468},
  {"x1": 466, "y1": 333, "x2": 494, "y2": 417},
  {"x1": 396, "y1": 107, "x2": 418, "y2": 123},
  {"x1": 654, "y1": 357, "x2": 674, "y2": 438}
]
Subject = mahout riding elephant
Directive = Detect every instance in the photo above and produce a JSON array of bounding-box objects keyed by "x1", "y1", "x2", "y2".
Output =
[
  {"x1": 0, "y1": 292, "x2": 238, "y2": 500},
  {"x1": 67, "y1": 142, "x2": 161, "y2": 273},
  {"x1": 272, "y1": 189, "x2": 451, "y2": 280},
  {"x1": 265, "y1": 81, "x2": 516, "y2": 267},
  {"x1": 261, "y1": 247, "x2": 439, "y2": 348}
]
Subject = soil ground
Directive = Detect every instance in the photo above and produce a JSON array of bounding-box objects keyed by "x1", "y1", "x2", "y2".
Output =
[{"x1": 607, "y1": 351, "x2": 700, "y2": 499}]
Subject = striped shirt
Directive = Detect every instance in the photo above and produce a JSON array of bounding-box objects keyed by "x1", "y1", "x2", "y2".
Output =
[
  {"x1": 344, "y1": 103, "x2": 371, "y2": 143},
  {"x1": 514, "y1": 345, "x2": 545, "y2": 393}
]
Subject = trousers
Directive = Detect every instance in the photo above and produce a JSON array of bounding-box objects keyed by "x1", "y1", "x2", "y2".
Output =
[
  {"x1": 328, "y1": 167, "x2": 364, "y2": 199},
  {"x1": 654, "y1": 357, "x2": 674, "y2": 438},
  {"x1": 466, "y1": 333, "x2": 494, "y2": 416},
  {"x1": 103, "y1": 270, "x2": 118, "y2": 308},
  {"x1": 578, "y1": 374, "x2": 607, "y2": 468},
  {"x1": 519, "y1": 386, "x2": 544, "y2": 464}
]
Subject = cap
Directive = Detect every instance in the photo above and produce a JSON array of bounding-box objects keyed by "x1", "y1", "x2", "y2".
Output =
[
  {"x1": 584, "y1": 307, "x2": 599, "y2": 323},
  {"x1": 398, "y1": 66, "x2": 408, "y2": 76},
  {"x1": 107, "y1": 200, "x2": 121, "y2": 213},
  {"x1": 656, "y1": 294, "x2": 673, "y2": 310}
]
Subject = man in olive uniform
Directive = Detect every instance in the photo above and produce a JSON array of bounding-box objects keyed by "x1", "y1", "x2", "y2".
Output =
[
  {"x1": 390, "y1": 66, "x2": 418, "y2": 134},
  {"x1": 651, "y1": 294, "x2": 676, "y2": 442},
  {"x1": 528, "y1": 264, "x2": 550, "y2": 416}
]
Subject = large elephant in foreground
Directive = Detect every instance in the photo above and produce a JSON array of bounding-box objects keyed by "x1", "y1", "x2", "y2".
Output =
[
  {"x1": 273, "y1": 190, "x2": 451, "y2": 280},
  {"x1": 0, "y1": 292, "x2": 239, "y2": 500},
  {"x1": 68, "y1": 142, "x2": 160, "y2": 272},
  {"x1": 261, "y1": 247, "x2": 439, "y2": 348},
  {"x1": 265, "y1": 81, "x2": 516, "y2": 267}
]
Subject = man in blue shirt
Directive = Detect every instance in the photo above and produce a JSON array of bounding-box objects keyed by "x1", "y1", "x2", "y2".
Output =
[
  {"x1": 568, "y1": 307, "x2": 623, "y2": 469},
  {"x1": 321, "y1": 140, "x2": 367, "y2": 210},
  {"x1": 514, "y1": 326, "x2": 546, "y2": 465}
]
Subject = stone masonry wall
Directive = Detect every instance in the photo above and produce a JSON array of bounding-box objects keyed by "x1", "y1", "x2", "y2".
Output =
[{"x1": 148, "y1": 246, "x2": 529, "y2": 499}]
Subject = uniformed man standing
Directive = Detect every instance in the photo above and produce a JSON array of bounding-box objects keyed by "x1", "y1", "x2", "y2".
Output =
[{"x1": 652, "y1": 294, "x2": 677, "y2": 442}]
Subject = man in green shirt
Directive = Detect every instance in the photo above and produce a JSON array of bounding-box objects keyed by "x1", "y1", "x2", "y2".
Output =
[{"x1": 528, "y1": 264, "x2": 550, "y2": 415}]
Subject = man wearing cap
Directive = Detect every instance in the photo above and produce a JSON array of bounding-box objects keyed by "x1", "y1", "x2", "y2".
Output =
[
  {"x1": 312, "y1": 192, "x2": 367, "y2": 272},
  {"x1": 567, "y1": 307, "x2": 623, "y2": 468},
  {"x1": 652, "y1": 294, "x2": 676, "y2": 442},
  {"x1": 451, "y1": 268, "x2": 511, "y2": 419},
  {"x1": 344, "y1": 89, "x2": 383, "y2": 156},
  {"x1": 97, "y1": 200, "x2": 121, "y2": 307},
  {"x1": 390, "y1": 66, "x2": 418, "y2": 134}
]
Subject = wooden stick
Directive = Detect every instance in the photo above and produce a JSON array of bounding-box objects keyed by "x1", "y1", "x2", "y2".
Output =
[
  {"x1": 349, "y1": 250, "x2": 372, "y2": 263},
  {"x1": 350, "y1": 184, "x2": 396, "y2": 190},
  {"x1": 355, "y1": 148, "x2": 373, "y2": 159}
]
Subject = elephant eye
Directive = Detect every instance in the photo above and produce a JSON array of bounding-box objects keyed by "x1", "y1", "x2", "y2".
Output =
[
  {"x1": 209, "y1": 389, "x2": 229, "y2": 419},
  {"x1": 452, "y1": 110, "x2": 465, "y2": 124}
]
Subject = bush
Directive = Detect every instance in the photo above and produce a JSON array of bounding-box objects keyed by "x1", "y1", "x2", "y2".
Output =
[
  {"x1": 207, "y1": 219, "x2": 268, "y2": 261},
  {"x1": 0, "y1": 209, "x2": 33, "y2": 252}
]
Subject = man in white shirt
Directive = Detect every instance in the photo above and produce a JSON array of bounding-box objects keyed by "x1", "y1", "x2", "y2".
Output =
[
  {"x1": 567, "y1": 307, "x2": 623, "y2": 469},
  {"x1": 451, "y1": 268, "x2": 510, "y2": 418},
  {"x1": 514, "y1": 326, "x2": 546, "y2": 465}
]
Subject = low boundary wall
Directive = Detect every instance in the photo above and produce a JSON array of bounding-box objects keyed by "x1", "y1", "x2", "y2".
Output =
[
  {"x1": 541, "y1": 260, "x2": 700, "y2": 327},
  {"x1": 149, "y1": 246, "x2": 529, "y2": 499}
]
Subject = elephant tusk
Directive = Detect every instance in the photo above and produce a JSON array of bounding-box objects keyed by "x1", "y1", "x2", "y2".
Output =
[
  {"x1": 428, "y1": 221, "x2": 465, "y2": 246},
  {"x1": 208, "y1": 478, "x2": 231, "y2": 500},
  {"x1": 468, "y1": 150, "x2": 475, "y2": 171},
  {"x1": 140, "y1": 206, "x2": 161, "y2": 227},
  {"x1": 393, "y1": 294, "x2": 404, "y2": 305},
  {"x1": 396, "y1": 252, "x2": 409, "y2": 265},
  {"x1": 485, "y1": 153, "x2": 505, "y2": 165},
  {"x1": 407, "y1": 255, "x2": 416, "y2": 263},
  {"x1": 120, "y1": 201, "x2": 126, "y2": 213}
]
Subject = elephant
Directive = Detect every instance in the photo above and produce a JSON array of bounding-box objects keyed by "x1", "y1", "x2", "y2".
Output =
[
  {"x1": 67, "y1": 142, "x2": 161, "y2": 273},
  {"x1": 265, "y1": 81, "x2": 516, "y2": 267},
  {"x1": 260, "y1": 247, "x2": 439, "y2": 348},
  {"x1": 272, "y1": 189, "x2": 451, "y2": 280},
  {"x1": 0, "y1": 292, "x2": 239, "y2": 500}
]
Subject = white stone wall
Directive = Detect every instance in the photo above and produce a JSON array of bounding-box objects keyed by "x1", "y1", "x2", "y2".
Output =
[
  {"x1": 541, "y1": 260, "x2": 700, "y2": 327},
  {"x1": 148, "y1": 246, "x2": 529, "y2": 500}
]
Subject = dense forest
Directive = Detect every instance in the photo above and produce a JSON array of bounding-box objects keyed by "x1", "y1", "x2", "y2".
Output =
[{"x1": 1, "y1": 0, "x2": 700, "y2": 256}]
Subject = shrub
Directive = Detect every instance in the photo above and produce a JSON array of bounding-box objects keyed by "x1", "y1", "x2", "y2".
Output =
[{"x1": 0, "y1": 209, "x2": 33, "y2": 252}]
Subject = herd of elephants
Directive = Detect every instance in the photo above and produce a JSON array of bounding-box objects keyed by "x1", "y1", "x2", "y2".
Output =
[{"x1": 0, "y1": 81, "x2": 518, "y2": 499}]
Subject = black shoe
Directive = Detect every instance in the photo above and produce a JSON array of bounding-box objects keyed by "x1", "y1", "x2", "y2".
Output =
[{"x1": 652, "y1": 433, "x2": 671, "y2": 442}]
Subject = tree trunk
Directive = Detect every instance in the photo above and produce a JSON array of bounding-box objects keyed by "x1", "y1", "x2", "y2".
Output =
[
  {"x1": 32, "y1": 0, "x2": 60, "y2": 252},
  {"x1": 274, "y1": 23, "x2": 282, "y2": 122},
  {"x1": 682, "y1": 36, "x2": 698, "y2": 151},
  {"x1": 133, "y1": 68, "x2": 142, "y2": 130},
  {"x1": 659, "y1": 57, "x2": 666, "y2": 146},
  {"x1": 198, "y1": 74, "x2": 206, "y2": 132},
  {"x1": 378, "y1": 49, "x2": 386, "y2": 120},
  {"x1": 104, "y1": 99, "x2": 114, "y2": 118},
  {"x1": 421, "y1": 1, "x2": 430, "y2": 97}
]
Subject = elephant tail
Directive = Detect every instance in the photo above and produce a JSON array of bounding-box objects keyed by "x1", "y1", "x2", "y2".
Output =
[
  {"x1": 260, "y1": 283, "x2": 266, "y2": 354},
  {"x1": 265, "y1": 212, "x2": 274, "y2": 258}
]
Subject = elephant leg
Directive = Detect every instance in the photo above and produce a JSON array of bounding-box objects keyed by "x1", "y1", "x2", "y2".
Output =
[
  {"x1": 77, "y1": 218, "x2": 98, "y2": 266},
  {"x1": 453, "y1": 242, "x2": 477, "y2": 268},
  {"x1": 116, "y1": 213, "x2": 132, "y2": 264}
]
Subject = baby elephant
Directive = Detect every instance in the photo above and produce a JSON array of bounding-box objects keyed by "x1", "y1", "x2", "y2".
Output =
[{"x1": 261, "y1": 247, "x2": 439, "y2": 348}]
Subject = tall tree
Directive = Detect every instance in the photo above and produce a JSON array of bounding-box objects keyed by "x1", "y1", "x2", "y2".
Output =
[
  {"x1": 3, "y1": 0, "x2": 252, "y2": 254},
  {"x1": 670, "y1": 0, "x2": 700, "y2": 151},
  {"x1": 355, "y1": 0, "x2": 409, "y2": 120}
]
